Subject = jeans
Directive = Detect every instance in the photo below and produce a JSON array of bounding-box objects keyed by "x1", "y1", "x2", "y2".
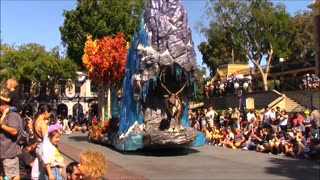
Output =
[
  {"x1": 39, "y1": 167, "x2": 63, "y2": 180},
  {"x1": 243, "y1": 141, "x2": 255, "y2": 150},
  {"x1": 9, "y1": 106, "x2": 18, "y2": 112}
]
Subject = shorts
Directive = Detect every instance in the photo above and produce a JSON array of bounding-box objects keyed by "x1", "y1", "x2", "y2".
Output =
[{"x1": 1, "y1": 157, "x2": 20, "y2": 179}]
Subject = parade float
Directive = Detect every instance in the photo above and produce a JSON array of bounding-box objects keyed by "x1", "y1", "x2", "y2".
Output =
[{"x1": 88, "y1": 0, "x2": 205, "y2": 151}]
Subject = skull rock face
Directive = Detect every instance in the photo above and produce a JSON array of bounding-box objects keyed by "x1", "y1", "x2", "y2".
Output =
[{"x1": 138, "y1": 0, "x2": 197, "y2": 82}]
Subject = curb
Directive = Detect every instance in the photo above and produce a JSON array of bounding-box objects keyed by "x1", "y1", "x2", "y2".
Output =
[{"x1": 59, "y1": 141, "x2": 147, "y2": 180}]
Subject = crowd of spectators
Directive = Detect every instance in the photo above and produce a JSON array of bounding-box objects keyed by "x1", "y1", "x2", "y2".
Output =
[
  {"x1": 205, "y1": 72, "x2": 319, "y2": 99},
  {"x1": 204, "y1": 73, "x2": 252, "y2": 99},
  {"x1": 189, "y1": 105, "x2": 320, "y2": 160},
  {"x1": 300, "y1": 73, "x2": 320, "y2": 90}
]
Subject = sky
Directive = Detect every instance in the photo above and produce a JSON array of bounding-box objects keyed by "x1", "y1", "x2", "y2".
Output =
[{"x1": 0, "y1": 0, "x2": 312, "y2": 71}]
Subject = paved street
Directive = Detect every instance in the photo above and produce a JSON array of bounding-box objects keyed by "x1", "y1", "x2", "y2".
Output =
[{"x1": 59, "y1": 132, "x2": 320, "y2": 180}]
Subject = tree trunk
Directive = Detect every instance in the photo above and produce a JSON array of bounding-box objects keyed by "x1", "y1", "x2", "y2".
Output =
[
  {"x1": 251, "y1": 61, "x2": 269, "y2": 91},
  {"x1": 261, "y1": 73, "x2": 268, "y2": 91},
  {"x1": 107, "y1": 83, "x2": 111, "y2": 120},
  {"x1": 98, "y1": 86, "x2": 106, "y2": 121}
]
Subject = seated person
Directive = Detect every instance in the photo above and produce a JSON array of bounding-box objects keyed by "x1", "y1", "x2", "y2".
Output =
[{"x1": 233, "y1": 128, "x2": 246, "y2": 149}]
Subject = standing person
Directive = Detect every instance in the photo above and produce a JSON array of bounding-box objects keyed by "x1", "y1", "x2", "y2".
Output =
[
  {"x1": 269, "y1": 108, "x2": 279, "y2": 133},
  {"x1": 0, "y1": 78, "x2": 21, "y2": 125},
  {"x1": 246, "y1": 108, "x2": 256, "y2": 125},
  {"x1": 206, "y1": 106, "x2": 218, "y2": 127},
  {"x1": 61, "y1": 116, "x2": 72, "y2": 135},
  {"x1": 18, "y1": 137, "x2": 37, "y2": 180},
  {"x1": 262, "y1": 106, "x2": 271, "y2": 125},
  {"x1": 66, "y1": 162, "x2": 83, "y2": 180},
  {"x1": 310, "y1": 106, "x2": 319, "y2": 137},
  {"x1": 219, "y1": 110, "x2": 227, "y2": 128},
  {"x1": 230, "y1": 107, "x2": 240, "y2": 130},
  {"x1": 31, "y1": 104, "x2": 52, "y2": 180},
  {"x1": 0, "y1": 99, "x2": 23, "y2": 180},
  {"x1": 78, "y1": 150, "x2": 107, "y2": 180},
  {"x1": 39, "y1": 125, "x2": 64, "y2": 180},
  {"x1": 279, "y1": 109, "x2": 289, "y2": 132}
]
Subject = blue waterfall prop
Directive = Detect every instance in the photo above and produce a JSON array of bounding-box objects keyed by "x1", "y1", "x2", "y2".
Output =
[{"x1": 116, "y1": 16, "x2": 148, "y2": 150}]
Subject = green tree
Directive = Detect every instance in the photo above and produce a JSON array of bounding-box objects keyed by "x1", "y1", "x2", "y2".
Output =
[
  {"x1": 0, "y1": 43, "x2": 78, "y2": 104},
  {"x1": 201, "y1": 0, "x2": 293, "y2": 91},
  {"x1": 59, "y1": 0, "x2": 145, "y2": 69},
  {"x1": 193, "y1": 66, "x2": 207, "y2": 101},
  {"x1": 287, "y1": 11, "x2": 314, "y2": 63},
  {"x1": 198, "y1": 21, "x2": 247, "y2": 76}
]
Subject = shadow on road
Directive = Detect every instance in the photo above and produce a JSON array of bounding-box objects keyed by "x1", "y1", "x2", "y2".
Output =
[
  {"x1": 66, "y1": 134, "x2": 89, "y2": 142},
  {"x1": 122, "y1": 147, "x2": 200, "y2": 157},
  {"x1": 64, "y1": 132, "x2": 201, "y2": 157},
  {"x1": 265, "y1": 157, "x2": 320, "y2": 180}
]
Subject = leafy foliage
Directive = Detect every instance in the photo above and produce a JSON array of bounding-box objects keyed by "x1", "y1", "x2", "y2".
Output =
[
  {"x1": 0, "y1": 43, "x2": 78, "y2": 101},
  {"x1": 59, "y1": 0, "x2": 145, "y2": 69},
  {"x1": 286, "y1": 11, "x2": 314, "y2": 63},
  {"x1": 82, "y1": 33, "x2": 127, "y2": 87},
  {"x1": 193, "y1": 66, "x2": 207, "y2": 101},
  {"x1": 200, "y1": 0, "x2": 295, "y2": 90}
]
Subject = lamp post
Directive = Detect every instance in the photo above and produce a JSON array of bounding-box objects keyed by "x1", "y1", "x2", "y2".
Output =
[
  {"x1": 279, "y1": 58, "x2": 285, "y2": 92},
  {"x1": 234, "y1": 74, "x2": 249, "y2": 115},
  {"x1": 305, "y1": 73, "x2": 314, "y2": 107},
  {"x1": 76, "y1": 95, "x2": 81, "y2": 123}
]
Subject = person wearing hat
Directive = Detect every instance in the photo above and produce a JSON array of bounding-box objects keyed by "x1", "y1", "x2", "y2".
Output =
[
  {"x1": 303, "y1": 109, "x2": 312, "y2": 136},
  {"x1": 0, "y1": 99, "x2": 23, "y2": 180}
]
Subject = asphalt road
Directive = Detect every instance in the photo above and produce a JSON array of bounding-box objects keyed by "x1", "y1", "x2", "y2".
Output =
[{"x1": 59, "y1": 132, "x2": 320, "y2": 180}]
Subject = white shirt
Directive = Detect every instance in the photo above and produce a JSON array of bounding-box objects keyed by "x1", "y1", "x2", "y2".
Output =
[
  {"x1": 206, "y1": 110, "x2": 217, "y2": 120},
  {"x1": 279, "y1": 115, "x2": 288, "y2": 126},
  {"x1": 263, "y1": 110, "x2": 271, "y2": 124},
  {"x1": 246, "y1": 112, "x2": 256, "y2": 123}
]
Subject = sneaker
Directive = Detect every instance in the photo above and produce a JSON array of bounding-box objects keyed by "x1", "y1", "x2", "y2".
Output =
[{"x1": 242, "y1": 147, "x2": 248, "y2": 150}]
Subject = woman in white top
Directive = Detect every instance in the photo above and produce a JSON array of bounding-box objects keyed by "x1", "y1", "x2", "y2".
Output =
[
  {"x1": 31, "y1": 104, "x2": 52, "y2": 180},
  {"x1": 278, "y1": 109, "x2": 288, "y2": 132}
]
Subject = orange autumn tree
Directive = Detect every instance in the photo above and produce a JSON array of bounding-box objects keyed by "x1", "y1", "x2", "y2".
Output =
[{"x1": 82, "y1": 32, "x2": 127, "y2": 121}]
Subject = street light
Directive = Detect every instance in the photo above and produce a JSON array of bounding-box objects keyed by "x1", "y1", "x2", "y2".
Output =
[
  {"x1": 76, "y1": 95, "x2": 81, "y2": 123},
  {"x1": 279, "y1": 58, "x2": 285, "y2": 92},
  {"x1": 234, "y1": 74, "x2": 249, "y2": 114}
]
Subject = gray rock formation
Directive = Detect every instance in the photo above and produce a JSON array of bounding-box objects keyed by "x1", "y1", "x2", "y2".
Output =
[
  {"x1": 131, "y1": 0, "x2": 198, "y2": 146},
  {"x1": 137, "y1": 0, "x2": 197, "y2": 81}
]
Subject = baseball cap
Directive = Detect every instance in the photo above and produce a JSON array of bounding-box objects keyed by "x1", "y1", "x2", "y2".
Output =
[{"x1": 304, "y1": 109, "x2": 310, "y2": 115}]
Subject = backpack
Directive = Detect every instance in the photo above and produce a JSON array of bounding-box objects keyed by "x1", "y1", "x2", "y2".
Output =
[
  {"x1": 17, "y1": 117, "x2": 31, "y2": 146},
  {"x1": 5, "y1": 112, "x2": 30, "y2": 146},
  {"x1": 17, "y1": 128, "x2": 30, "y2": 146}
]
